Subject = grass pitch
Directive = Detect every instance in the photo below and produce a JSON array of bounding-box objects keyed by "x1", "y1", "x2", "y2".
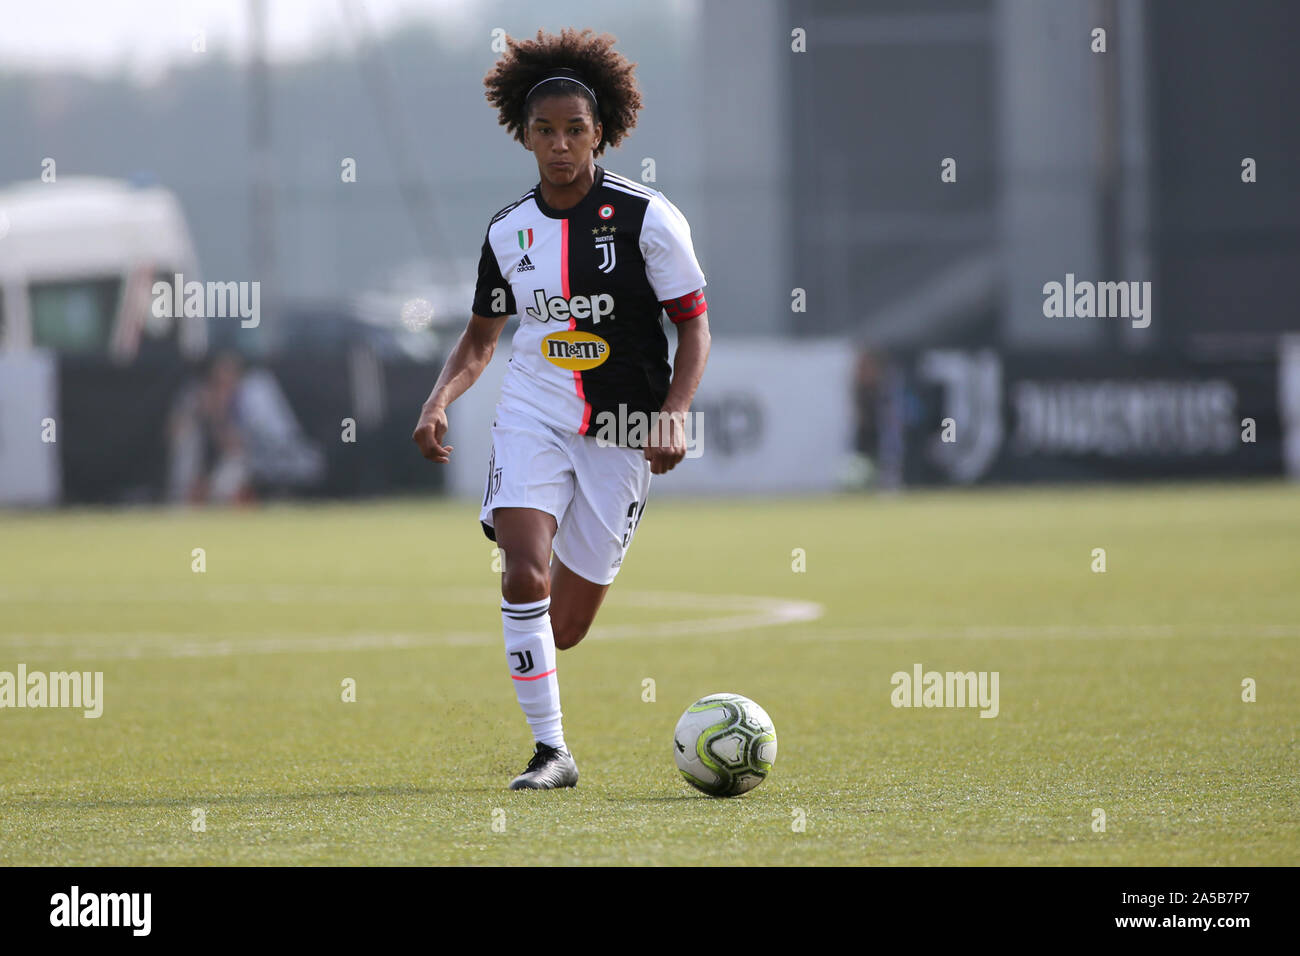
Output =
[{"x1": 0, "y1": 482, "x2": 1297, "y2": 865}]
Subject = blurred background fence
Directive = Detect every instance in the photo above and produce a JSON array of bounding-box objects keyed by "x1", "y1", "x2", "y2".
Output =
[{"x1": 1, "y1": 0, "x2": 1297, "y2": 507}]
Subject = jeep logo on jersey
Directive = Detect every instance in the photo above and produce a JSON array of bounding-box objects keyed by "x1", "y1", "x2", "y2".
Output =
[
  {"x1": 541, "y1": 330, "x2": 611, "y2": 370},
  {"x1": 525, "y1": 289, "x2": 615, "y2": 324}
]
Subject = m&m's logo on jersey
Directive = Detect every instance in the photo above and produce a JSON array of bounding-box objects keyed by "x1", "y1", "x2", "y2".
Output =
[
  {"x1": 542, "y1": 330, "x2": 611, "y2": 370},
  {"x1": 517, "y1": 229, "x2": 534, "y2": 250},
  {"x1": 597, "y1": 204, "x2": 615, "y2": 220}
]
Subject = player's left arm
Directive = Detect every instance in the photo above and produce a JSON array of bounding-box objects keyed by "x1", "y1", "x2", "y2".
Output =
[
  {"x1": 641, "y1": 194, "x2": 710, "y2": 475},
  {"x1": 647, "y1": 300, "x2": 710, "y2": 475}
]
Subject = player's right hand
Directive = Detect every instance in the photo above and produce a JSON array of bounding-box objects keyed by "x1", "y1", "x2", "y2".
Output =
[{"x1": 412, "y1": 406, "x2": 453, "y2": 463}]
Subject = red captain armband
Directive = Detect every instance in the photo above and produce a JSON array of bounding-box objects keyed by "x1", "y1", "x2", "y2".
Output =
[{"x1": 661, "y1": 289, "x2": 707, "y2": 323}]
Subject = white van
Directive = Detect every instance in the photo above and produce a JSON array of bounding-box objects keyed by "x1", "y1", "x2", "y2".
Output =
[{"x1": 0, "y1": 176, "x2": 206, "y2": 361}]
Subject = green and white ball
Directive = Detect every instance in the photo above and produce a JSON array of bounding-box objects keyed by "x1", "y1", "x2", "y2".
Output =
[{"x1": 673, "y1": 693, "x2": 777, "y2": 797}]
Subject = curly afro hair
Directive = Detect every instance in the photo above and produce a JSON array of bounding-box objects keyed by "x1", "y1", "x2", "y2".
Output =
[{"x1": 484, "y1": 28, "x2": 642, "y2": 157}]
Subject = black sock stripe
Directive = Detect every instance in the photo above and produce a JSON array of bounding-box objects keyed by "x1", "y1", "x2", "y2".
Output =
[{"x1": 502, "y1": 605, "x2": 550, "y2": 620}]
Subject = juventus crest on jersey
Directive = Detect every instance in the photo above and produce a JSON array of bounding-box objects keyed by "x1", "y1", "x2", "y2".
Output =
[{"x1": 471, "y1": 165, "x2": 707, "y2": 439}]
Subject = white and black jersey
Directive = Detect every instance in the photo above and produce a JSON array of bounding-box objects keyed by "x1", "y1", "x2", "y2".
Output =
[{"x1": 471, "y1": 165, "x2": 707, "y2": 439}]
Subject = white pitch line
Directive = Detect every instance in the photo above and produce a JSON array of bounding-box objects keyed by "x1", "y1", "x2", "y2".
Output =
[
  {"x1": 0, "y1": 590, "x2": 825, "y2": 661},
  {"x1": 7, "y1": 584, "x2": 1291, "y2": 660},
  {"x1": 0, "y1": 585, "x2": 505, "y2": 605},
  {"x1": 0, "y1": 632, "x2": 489, "y2": 661},
  {"x1": 788, "y1": 623, "x2": 1300, "y2": 642}
]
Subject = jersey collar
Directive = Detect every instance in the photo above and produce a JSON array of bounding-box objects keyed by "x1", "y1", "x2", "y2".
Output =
[{"x1": 532, "y1": 164, "x2": 605, "y2": 220}]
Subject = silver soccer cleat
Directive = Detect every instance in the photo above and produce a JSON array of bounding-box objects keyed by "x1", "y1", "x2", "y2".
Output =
[{"x1": 508, "y1": 742, "x2": 579, "y2": 790}]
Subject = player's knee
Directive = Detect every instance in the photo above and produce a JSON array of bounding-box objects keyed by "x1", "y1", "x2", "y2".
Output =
[
  {"x1": 502, "y1": 563, "x2": 549, "y2": 605},
  {"x1": 552, "y1": 621, "x2": 589, "y2": 651}
]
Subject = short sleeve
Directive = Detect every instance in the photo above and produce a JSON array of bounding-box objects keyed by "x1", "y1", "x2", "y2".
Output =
[
  {"x1": 471, "y1": 230, "x2": 516, "y2": 317},
  {"x1": 639, "y1": 193, "x2": 707, "y2": 304}
]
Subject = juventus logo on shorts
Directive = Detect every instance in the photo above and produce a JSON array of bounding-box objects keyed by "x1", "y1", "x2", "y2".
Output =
[
  {"x1": 483, "y1": 448, "x2": 501, "y2": 506},
  {"x1": 596, "y1": 235, "x2": 617, "y2": 274}
]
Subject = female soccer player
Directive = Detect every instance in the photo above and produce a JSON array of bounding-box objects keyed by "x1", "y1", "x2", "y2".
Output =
[{"x1": 411, "y1": 28, "x2": 711, "y2": 790}]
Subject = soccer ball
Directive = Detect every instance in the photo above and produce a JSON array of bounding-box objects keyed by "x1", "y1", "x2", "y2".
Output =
[{"x1": 672, "y1": 693, "x2": 777, "y2": 797}]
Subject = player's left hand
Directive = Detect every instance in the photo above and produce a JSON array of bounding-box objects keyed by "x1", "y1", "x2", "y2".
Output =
[{"x1": 645, "y1": 409, "x2": 687, "y2": 475}]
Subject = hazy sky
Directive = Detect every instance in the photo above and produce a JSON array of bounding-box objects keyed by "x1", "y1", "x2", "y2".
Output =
[{"x1": 0, "y1": 0, "x2": 556, "y2": 79}]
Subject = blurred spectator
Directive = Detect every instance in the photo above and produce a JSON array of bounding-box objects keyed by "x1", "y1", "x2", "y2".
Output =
[
  {"x1": 167, "y1": 352, "x2": 324, "y2": 503},
  {"x1": 839, "y1": 347, "x2": 883, "y2": 491}
]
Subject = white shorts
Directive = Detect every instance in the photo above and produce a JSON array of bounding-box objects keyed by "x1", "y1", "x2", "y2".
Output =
[{"x1": 478, "y1": 403, "x2": 652, "y2": 586}]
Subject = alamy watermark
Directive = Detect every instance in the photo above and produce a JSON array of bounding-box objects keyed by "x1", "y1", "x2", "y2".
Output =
[
  {"x1": 891, "y1": 663, "x2": 999, "y2": 718},
  {"x1": 1042, "y1": 273, "x2": 1151, "y2": 329},
  {"x1": 592, "y1": 404, "x2": 704, "y2": 458},
  {"x1": 50, "y1": 886, "x2": 150, "y2": 936},
  {"x1": 1, "y1": 665, "x2": 103, "y2": 718},
  {"x1": 152, "y1": 273, "x2": 260, "y2": 328}
]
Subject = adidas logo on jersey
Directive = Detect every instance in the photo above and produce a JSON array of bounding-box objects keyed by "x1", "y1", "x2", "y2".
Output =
[
  {"x1": 526, "y1": 289, "x2": 615, "y2": 324},
  {"x1": 516, "y1": 254, "x2": 535, "y2": 273}
]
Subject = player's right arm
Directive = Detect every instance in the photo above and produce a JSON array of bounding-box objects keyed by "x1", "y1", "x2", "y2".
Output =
[{"x1": 411, "y1": 312, "x2": 508, "y2": 463}]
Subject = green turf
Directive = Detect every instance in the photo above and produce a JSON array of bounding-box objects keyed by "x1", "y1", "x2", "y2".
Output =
[{"x1": 1, "y1": 482, "x2": 1297, "y2": 865}]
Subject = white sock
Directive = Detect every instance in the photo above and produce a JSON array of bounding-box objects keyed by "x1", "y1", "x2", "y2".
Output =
[{"x1": 501, "y1": 596, "x2": 566, "y2": 750}]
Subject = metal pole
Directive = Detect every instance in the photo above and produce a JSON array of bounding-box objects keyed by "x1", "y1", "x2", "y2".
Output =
[{"x1": 249, "y1": 0, "x2": 274, "y2": 351}]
